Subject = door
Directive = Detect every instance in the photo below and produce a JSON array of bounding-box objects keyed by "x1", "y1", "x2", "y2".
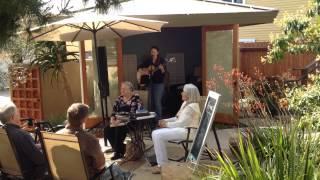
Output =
[{"x1": 202, "y1": 25, "x2": 239, "y2": 124}]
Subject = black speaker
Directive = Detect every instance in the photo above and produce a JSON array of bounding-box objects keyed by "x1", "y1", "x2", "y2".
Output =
[{"x1": 96, "y1": 46, "x2": 109, "y2": 97}]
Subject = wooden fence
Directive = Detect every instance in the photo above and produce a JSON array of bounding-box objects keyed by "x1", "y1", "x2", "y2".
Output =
[{"x1": 239, "y1": 42, "x2": 315, "y2": 79}]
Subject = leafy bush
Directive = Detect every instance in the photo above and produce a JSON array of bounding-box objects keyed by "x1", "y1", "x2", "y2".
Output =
[
  {"x1": 287, "y1": 74, "x2": 320, "y2": 129},
  {"x1": 0, "y1": 60, "x2": 9, "y2": 90}
]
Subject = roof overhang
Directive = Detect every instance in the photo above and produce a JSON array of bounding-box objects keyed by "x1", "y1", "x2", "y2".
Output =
[{"x1": 105, "y1": 0, "x2": 279, "y2": 27}]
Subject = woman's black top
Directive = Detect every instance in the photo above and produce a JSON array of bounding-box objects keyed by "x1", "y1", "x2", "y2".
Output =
[
  {"x1": 111, "y1": 95, "x2": 143, "y2": 116},
  {"x1": 141, "y1": 57, "x2": 166, "y2": 84},
  {"x1": 140, "y1": 74, "x2": 150, "y2": 85}
]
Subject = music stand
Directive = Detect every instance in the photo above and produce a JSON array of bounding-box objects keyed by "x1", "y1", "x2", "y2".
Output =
[{"x1": 187, "y1": 91, "x2": 223, "y2": 169}]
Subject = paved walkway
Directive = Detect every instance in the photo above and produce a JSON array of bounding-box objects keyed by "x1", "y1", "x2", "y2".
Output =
[{"x1": 99, "y1": 128, "x2": 243, "y2": 179}]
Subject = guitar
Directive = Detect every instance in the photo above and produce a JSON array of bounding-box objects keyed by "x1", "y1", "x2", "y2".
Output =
[
  {"x1": 137, "y1": 60, "x2": 166, "y2": 86},
  {"x1": 137, "y1": 67, "x2": 150, "y2": 86}
]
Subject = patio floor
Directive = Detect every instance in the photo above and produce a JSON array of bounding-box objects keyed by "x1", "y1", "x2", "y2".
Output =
[{"x1": 99, "y1": 128, "x2": 242, "y2": 179}]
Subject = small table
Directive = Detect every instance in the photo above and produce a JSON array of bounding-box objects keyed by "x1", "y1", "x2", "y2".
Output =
[{"x1": 115, "y1": 112, "x2": 156, "y2": 160}]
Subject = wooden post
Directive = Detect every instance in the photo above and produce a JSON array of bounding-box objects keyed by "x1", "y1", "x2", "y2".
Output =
[{"x1": 79, "y1": 41, "x2": 88, "y2": 104}]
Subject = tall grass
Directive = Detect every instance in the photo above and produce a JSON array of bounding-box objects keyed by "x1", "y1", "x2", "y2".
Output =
[{"x1": 208, "y1": 123, "x2": 320, "y2": 180}]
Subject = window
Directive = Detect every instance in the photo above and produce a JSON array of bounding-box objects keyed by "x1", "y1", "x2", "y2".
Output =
[{"x1": 222, "y1": 0, "x2": 245, "y2": 4}]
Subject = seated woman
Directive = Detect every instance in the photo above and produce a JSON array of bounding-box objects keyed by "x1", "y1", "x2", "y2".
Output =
[
  {"x1": 151, "y1": 84, "x2": 201, "y2": 174},
  {"x1": 105, "y1": 81, "x2": 143, "y2": 160}
]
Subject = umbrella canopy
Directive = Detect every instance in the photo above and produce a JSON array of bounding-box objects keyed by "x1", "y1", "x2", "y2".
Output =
[{"x1": 30, "y1": 12, "x2": 167, "y2": 41}]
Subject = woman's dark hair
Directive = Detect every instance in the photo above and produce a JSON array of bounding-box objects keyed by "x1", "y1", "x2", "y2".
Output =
[
  {"x1": 150, "y1": 46, "x2": 160, "y2": 52},
  {"x1": 150, "y1": 46, "x2": 161, "y2": 65}
]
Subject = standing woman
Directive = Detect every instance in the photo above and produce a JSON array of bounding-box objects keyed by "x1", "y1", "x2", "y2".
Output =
[{"x1": 142, "y1": 46, "x2": 166, "y2": 118}]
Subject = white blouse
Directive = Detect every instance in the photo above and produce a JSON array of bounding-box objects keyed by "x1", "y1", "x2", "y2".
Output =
[{"x1": 165, "y1": 102, "x2": 201, "y2": 128}]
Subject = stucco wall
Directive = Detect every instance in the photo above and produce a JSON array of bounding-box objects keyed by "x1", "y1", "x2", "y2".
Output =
[{"x1": 41, "y1": 61, "x2": 81, "y2": 119}]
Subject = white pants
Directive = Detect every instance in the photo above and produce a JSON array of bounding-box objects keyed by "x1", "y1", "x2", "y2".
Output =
[{"x1": 152, "y1": 128, "x2": 187, "y2": 166}]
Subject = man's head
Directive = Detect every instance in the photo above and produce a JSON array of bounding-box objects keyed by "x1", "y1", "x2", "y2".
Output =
[
  {"x1": 0, "y1": 101, "x2": 20, "y2": 125},
  {"x1": 67, "y1": 103, "x2": 89, "y2": 128}
]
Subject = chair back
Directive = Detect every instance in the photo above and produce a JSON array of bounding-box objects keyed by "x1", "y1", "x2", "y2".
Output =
[
  {"x1": 0, "y1": 127, "x2": 23, "y2": 177},
  {"x1": 40, "y1": 132, "x2": 89, "y2": 180},
  {"x1": 136, "y1": 90, "x2": 149, "y2": 110}
]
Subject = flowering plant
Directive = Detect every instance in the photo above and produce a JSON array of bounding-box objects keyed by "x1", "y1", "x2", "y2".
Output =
[{"x1": 207, "y1": 64, "x2": 290, "y2": 119}]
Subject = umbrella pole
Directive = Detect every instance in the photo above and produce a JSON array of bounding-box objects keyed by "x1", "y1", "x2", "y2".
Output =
[{"x1": 93, "y1": 31, "x2": 107, "y2": 126}]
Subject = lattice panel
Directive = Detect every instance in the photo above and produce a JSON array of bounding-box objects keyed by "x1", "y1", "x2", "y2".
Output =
[{"x1": 11, "y1": 68, "x2": 43, "y2": 121}]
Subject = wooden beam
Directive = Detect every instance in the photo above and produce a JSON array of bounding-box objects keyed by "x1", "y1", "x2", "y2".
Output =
[{"x1": 79, "y1": 41, "x2": 88, "y2": 104}]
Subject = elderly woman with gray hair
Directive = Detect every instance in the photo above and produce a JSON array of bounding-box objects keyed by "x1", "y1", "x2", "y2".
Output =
[
  {"x1": 151, "y1": 84, "x2": 201, "y2": 174},
  {"x1": 105, "y1": 81, "x2": 143, "y2": 160}
]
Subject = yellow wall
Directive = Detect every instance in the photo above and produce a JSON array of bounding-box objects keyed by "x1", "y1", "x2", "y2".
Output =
[
  {"x1": 240, "y1": 0, "x2": 309, "y2": 42},
  {"x1": 41, "y1": 62, "x2": 81, "y2": 119}
]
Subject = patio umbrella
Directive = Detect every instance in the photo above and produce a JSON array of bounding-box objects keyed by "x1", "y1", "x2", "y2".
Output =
[{"x1": 29, "y1": 12, "x2": 167, "y2": 124}]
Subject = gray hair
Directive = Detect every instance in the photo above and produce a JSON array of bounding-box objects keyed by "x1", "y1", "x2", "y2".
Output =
[
  {"x1": 67, "y1": 103, "x2": 89, "y2": 127},
  {"x1": 122, "y1": 81, "x2": 134, "y2": 92},
  {"x1": 0, "y1": 101, "x2": 17, "y2": 124},
  {"x1": 183, "y1": 84, "x2": 200, "y2": 104}
]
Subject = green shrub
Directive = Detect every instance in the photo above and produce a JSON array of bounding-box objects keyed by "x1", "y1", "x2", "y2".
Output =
[
  {"x1": 208, "y1": 123, "x2": 320, "y2": 180},
  {"x1": 287, "y1": 74, "x2": 320, "y2": 130}
]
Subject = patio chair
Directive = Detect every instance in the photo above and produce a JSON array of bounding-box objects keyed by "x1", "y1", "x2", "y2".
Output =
[
  {"x1": 39, "y1": 132, "x2": 114, "y2": 180},
  {"x1": 32, "y1": 120, "x2": 65, "y2": 143},
  {"x1": 0, "y1": 127, "x2": 24, "y2": 179}
]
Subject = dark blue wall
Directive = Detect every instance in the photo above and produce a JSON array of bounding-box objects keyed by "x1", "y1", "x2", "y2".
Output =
[{"x1": 122, "y1": 27, "x2": 202, "y2": 80}]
